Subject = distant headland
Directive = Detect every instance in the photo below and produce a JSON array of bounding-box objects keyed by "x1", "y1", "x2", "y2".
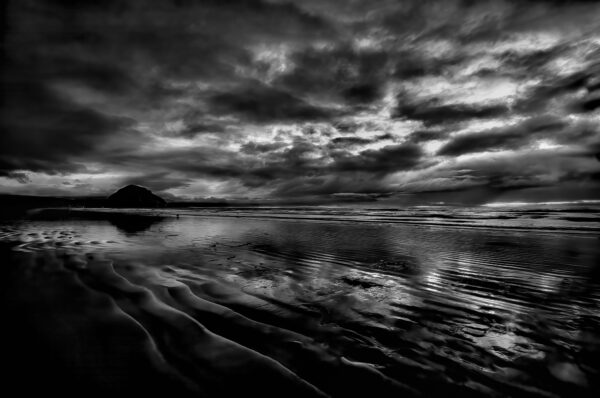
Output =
[
  {"x1": 0, "y1": 185, "x2": 232, "y2": 220},
  {"x1": 107, "y1": 185, "x2": 166, "y2": 208}
]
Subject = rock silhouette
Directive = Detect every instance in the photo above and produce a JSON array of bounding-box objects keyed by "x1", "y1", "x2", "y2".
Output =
[{"x1": 107, "y1": 185, "x2": 166, "y2": 208}]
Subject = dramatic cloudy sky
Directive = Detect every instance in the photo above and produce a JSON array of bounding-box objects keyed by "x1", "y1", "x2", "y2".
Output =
[{"x1": 2, "y1": 0, "x2": 600, "y2": 204}]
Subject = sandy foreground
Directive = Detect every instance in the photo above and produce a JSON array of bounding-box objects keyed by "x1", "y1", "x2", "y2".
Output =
[{"x1": 1, "y1": 209, "x2": 599, "y2": 397}]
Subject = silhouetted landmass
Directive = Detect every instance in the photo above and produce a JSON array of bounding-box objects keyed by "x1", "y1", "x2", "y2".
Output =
[
  {"x1": 0, "y1": 186, "x2": 170, "y2": 220},
  {"x1": 107, "y1": 185, "x2": 166, "y2": 208},
  {"x1": 0, "y1": 192, "x2": 236, "y2": 221}
]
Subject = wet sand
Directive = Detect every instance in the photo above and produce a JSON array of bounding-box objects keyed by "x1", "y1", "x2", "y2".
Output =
[{"x1": 1, "y1": 208, "x2": 599, "y2": 397}]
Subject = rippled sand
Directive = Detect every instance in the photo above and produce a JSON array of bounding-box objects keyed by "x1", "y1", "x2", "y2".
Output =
[{"x1": 1, "y1": 209, "x2": 599, "y2": 397}]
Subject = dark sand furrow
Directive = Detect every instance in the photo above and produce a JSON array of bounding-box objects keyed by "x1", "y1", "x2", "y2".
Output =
[
  {"x1": 177, "y1": 276, "x2": 325, "y2": 328},
  {"x1": 1, "y1": 251, "x2": 201, "y2": 397},
  {"x1": 165, "y1": 284, "x2": 414, "y2": 397},
  {"x1": 74, "y1": 259, "x2": 328, "y2": 397}
]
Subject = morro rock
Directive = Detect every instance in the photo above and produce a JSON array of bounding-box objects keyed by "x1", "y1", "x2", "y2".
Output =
[{"x1": 107, "y1": 185, "x2": 166, "y2": 208}]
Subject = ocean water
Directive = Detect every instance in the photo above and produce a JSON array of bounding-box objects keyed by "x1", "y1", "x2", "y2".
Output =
[
  {"x1": 1, "y1": 205, "x2": 599, "y2": 396},
  {"x1": 89, "y1": 201, "x2": 600, "y2": 231}
]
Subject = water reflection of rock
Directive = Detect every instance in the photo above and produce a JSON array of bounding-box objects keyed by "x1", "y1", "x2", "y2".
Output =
[
  {"x1": 28, "y1": 209, "x2": 166, "y2": 235},
  {"x1": 108, "y1": 214, "x2": 166, "y2": 234}
]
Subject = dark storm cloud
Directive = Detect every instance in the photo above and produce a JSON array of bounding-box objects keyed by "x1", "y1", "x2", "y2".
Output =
[
  {"x1": 395, "y1": 98, "x2": 509, "y2": 126},
  {"x1": 392, "y1": 51, "x2": 463, "y2": 80},
  {"x1": 241, "y1": 142, "x2": 288, "y2": 155},
  {"x1": 118, "y1": 172, "x2": 192, "y2": 192},
  {"x1": 438, "y1": 130, "x2": 530, "y2": 156},
  {"x1": 1, "y1": 0, "x2": 334, "y2": 174},
  {"x1": 331, "y1": 143, "x2": 423, "y2": 174},
  {"x1": 108, "y1": 147, "x2": 248, "y2": 180},
  {"x1": 437, "y1": 116, "x2": 569, "y2": 156},
  {"x1": 276, "y1": 45, "x2": 390, "y2": 105},
  {"x1": 0, "y1": 79, "x2": 135, "y2": 175},
  {"x1": 405, "y1": 130, "x2": 449, "y2": 143},
  {"x1": 516, "y1": 66, "x2": 600, "y2": 113},
  {"x1": 270, "y1": 175, "x2": 391, "y2": 198},
  {"x1": 208, "y1": 83, "x2": 340, "y2": 122},
  {"x1": 401, "y1": 148, "x2": 600, "y2": 204},
  {"x1": 446, "y1": 150, "x2": 597, "y2": 191},
  {"x1": 36, "y1": 58, "x2": 137, "y2": 95},
  {"x1": 554, "y1": 121, "x2": 600, "y2": 155},
  {"x1": 328, "y1": 133, "x2": 394, "y2": 149},
  {"x1": 23, "y1": 0, "x2": 331, "y2": 82},
  {"x1": 333, "y1": 121, "x2": 363, "y2": 134},
  {"x1": 573, "y1": 96, "x2": 600, "y2": 113},
  {"x1": 495, "y1": 48, "x2": 563, "y2": 78},
  {"x1": 104, "y1": 142, "x2": 317, "y2": 188},
  {"x1": 1, "y1": 171, "x2": 31, "y2": 184},
  {"x1": 174, "y1": 122, "x2": 229, "y2": 138},
  {"x1": 330, "y1": 137, "x2": 375, "y2": 147},
  {"x1": 2, "y1": 0, "x2": 600, "y2": 203}
]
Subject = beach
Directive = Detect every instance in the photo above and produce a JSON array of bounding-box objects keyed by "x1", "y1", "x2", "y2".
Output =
[{"x1": 1, "y1": 206, "x2": 599, "y2": 397}]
